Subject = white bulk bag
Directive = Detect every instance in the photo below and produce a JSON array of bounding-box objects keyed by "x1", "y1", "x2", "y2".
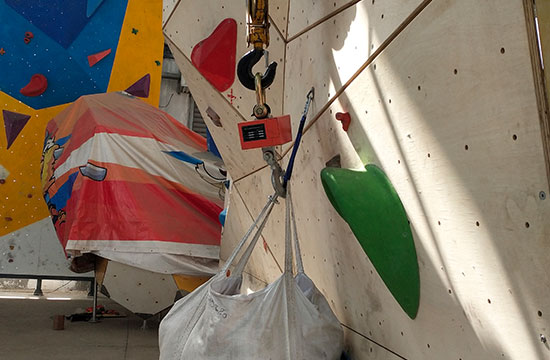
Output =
[{"x1": 159, "y1": 189, "x2": 344, "y2": 359}]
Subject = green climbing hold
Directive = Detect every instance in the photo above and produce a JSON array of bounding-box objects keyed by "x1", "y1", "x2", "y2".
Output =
[{"x1": 321, "y1": 164, "x2": 420, "y2": 319}]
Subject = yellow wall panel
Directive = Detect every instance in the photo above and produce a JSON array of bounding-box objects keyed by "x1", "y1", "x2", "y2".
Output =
[{"x1": 107, "y1": 0, "x2": 164, "y2": 106}]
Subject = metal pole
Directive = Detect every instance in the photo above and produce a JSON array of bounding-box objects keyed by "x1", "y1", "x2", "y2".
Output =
[
  {"x1": 87, "y1": 280, "x2": 94, "y2": 297},
  {"x1": 33, "y1": 278, "x2": 43, "y2": 296},
  {"x1": 89, "y1": 277, "x2": 98, "y2": 323}
]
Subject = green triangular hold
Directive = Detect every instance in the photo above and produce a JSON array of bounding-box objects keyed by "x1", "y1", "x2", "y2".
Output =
[{"x1": 321, "y1": 164, "x2": 420, "y2": 319}]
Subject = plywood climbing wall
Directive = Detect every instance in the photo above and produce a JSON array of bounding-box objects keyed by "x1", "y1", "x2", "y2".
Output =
[
  {"x1": 165, "y1": 0, "x2": 550, "y2": 358},
  {"x1": 0, "y1": 0, "x2": 164, "y2": 277}
]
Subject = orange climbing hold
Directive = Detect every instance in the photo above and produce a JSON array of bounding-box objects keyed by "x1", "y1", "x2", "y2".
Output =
[{"x1": 87, "y1": 48, "x2": 111, "y2": 67}]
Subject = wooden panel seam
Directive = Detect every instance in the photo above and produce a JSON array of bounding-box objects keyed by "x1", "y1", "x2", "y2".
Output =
[
  {"x1": 284, "y1": 0, "x2": 291, "y2": 38},
  {"x1": 162, "y1": 0, "x2": 182, "y2": 30},
  {"x1": 269, "y1": 14, "x2": 287, "y2": 42},
  {"x1": 342, "y1": 324, "x2": 407, "y2": 360}
]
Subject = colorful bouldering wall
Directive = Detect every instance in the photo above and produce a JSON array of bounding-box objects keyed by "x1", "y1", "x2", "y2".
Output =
[{"x1": 0, "y1": 0, "x2": 164, "y2": 274}]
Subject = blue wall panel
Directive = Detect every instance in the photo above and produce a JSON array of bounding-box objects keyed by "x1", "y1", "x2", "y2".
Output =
[{"x1": 0, "y1": 0, "x2": 128, "y2": 109}]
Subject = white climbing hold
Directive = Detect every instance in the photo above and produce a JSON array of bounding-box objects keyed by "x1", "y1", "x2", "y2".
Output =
[{"x1": 0, "y1": 164, "x2": 9, "y2": 181}]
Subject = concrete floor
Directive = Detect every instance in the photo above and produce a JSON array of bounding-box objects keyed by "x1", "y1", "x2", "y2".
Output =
[{"x1": 0, "y1": 290, "x2": 160, "y2": 360}]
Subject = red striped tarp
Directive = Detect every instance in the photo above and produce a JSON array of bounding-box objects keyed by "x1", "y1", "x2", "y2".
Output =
[{"x1": 41, "y1": 92, "x2": 223, "y2": 261}]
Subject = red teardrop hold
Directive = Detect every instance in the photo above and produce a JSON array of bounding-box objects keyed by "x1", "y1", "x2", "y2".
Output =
[
  {"x1": 191, "y1": 18, "x2": 237, "y2": 92},
  {"x1": 20, "y1": 74, "x2": 48, "y2": 97}
]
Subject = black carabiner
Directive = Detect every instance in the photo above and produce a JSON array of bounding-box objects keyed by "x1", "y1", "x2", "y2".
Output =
[{"x1": 237, "y1": 48, "x2": 277, "y2": 91}]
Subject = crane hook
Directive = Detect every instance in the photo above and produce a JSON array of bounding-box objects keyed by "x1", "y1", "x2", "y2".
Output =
[{"x1": 237, "y1": 48, "x2": 277, "y2": 91}]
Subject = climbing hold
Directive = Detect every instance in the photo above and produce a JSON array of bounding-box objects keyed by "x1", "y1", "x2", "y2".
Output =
[
  {"x1": 20, "y1": 74, "x2": 48, "y2": 97},
  {"x1": 23, "y1": 31, "x2": 33, "y2": 44},
  {"x1": 206, "y1": 107, "x2": 222, "y2": 127},
  {"x1": 87, "y1": 48, "x2": 111, "y2": 67},
  {"x1": 335, "y1": 112, "x2": 351, "y2": 131},
  {"x1": 86, "y1": 0, "x2": 105, "y2": 18},
  {"x1": 2, "y1": 110, "x2": 31, "y2": 149},
  {"x1": 0, "y1": 48, "x2": 5, "y2": 56},
  {"x1": 155, "y1": 60, "x2": 161, "y2": 66},
  {"x1": 0, "y1": 164, "x2": 9, "y2": 182},
  {"x1": 125, "y1": 74, "x2": 150, "y2": 98},
  {"x1": 321, "y1": 164, "x2": 420, "y2": 319},
  {"x1": 131, "y1": 28, "x2": 139, "y2": 35},
  {"x1": 191, "y1": 18, "x2": 237, "y2": 92}
]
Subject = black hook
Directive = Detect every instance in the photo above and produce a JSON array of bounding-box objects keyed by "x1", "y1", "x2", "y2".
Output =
[{"x1": 237, "y1": 48, "x2": 277, "y2": 91}]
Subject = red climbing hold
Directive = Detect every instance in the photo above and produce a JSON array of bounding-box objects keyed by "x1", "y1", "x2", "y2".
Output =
[
  {"x1": 23, "y1": 31, "x2": 33, "y2": 44},
  {"x1": 191, "y1": 18, "x2": 237, "y2": 92},
  {"x1": 125, "y1": 74, "x2": 150, "y2": 98},
  {"x1": 336, "y1": 112, "x2": 351, "y2": 131},
  {"x1": 2, "y1": 110, "x2": 31, "y2": 149},
  {"x1": 0, "y1": 48, "x2": 5, "y2": 56},
  {"x1": 20, "y1": 74, "x2": 48, "y2": 97},
  {"x1": 87, "y1": 48, "x2": 111, "y2": 67}
]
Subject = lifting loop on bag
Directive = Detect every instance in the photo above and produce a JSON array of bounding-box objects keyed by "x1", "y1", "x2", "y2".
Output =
[{"x1": 221, "y1": 193, "x2": 278, "y2": 276}]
